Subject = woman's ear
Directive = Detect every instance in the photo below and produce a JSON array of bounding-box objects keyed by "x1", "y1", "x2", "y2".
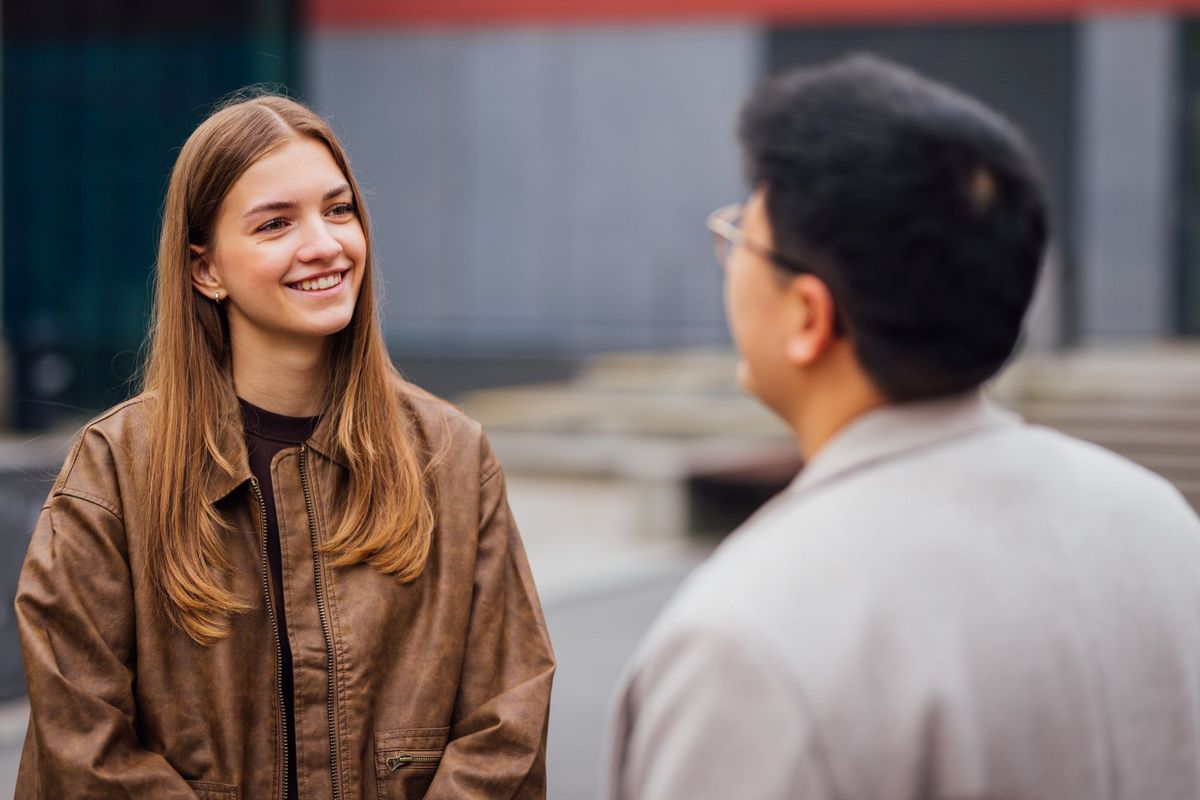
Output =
[
  {"x1": 783, "y1": 274, "x2": 838, "y2": 367},
  {"x1": 189, "y1": 245, "x2": 224, "y2": 300}
]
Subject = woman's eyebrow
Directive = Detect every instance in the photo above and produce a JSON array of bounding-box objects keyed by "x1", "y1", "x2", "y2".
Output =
[
  {"x1": 243, "y1": 184, "x2": 352, "y2": 219},
  {"x1": 243, "y1": 199, "x2": 296, "y2": 218}
]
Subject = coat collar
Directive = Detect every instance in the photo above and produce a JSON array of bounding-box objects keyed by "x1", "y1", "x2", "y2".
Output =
[
  {"x1": 785, "y1": 389, "x2": 1020, "y2": 498},
  {"x1": 203, "y1": 399, "x2": 349, "y2": 504}
]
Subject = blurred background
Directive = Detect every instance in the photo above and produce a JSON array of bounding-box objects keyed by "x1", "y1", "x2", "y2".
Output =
[{"x1": 5, "y1": 0, "x2": 1200, "y2": 797}]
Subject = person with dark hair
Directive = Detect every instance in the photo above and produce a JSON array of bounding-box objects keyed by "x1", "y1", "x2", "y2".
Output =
[{"x1": 605, "y1": 54, "x2": 1200, "y2": 799}]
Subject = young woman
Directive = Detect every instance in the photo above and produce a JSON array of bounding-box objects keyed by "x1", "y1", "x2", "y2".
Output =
[{"x1": 15, "y1": 93, "x2": 555, "y2": 799}]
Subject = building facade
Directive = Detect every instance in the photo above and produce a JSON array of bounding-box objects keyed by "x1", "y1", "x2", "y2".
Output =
[{"x1": 5, "y1": 0, "x2": 1200, "y2": 429}]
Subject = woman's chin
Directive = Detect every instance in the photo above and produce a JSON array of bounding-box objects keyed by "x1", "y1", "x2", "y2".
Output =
[{"x1": 294, "y1": 306, "x2": 357, "y2": 340}]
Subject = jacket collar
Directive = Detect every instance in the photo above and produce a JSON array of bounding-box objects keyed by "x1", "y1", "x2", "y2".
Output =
[
  {"x1": 203, "y1": 399, "x2": 349, "y2": 504},
  {"x1": 785, "y1": 389, "x2": 1020, "y2": 498}
]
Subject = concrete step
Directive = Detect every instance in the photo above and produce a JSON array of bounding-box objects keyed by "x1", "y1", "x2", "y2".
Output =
[{"x1": 471, "y1": 347, "x2": 1200, "y2": 531}]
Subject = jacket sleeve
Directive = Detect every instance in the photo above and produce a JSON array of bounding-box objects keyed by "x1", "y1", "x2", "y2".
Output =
[
  {"x1": 15, "y1": 484, "x2": 196, "y2": 798},
  {"x1": 605, "y1": 623, "x2": 837, "y2": 800},
  {"x1": 426, "y1": 436, "x2": 556, "y2": 799}
]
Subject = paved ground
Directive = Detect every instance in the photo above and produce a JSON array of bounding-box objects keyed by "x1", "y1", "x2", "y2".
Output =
[
  {"x1": 0, "y1": 473, "x2": 712, "y2": 798},
  {"x1": 543, "y1": 564, "x2": 697, "y2": 800},
  {"x1": 0, "y1": 700, "x2": 21, "y2": 795},
  {"x1": 511, "y1": 475, "x2": 709, "y2": 799}
]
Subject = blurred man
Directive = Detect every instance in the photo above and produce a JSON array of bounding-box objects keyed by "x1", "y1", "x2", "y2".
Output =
[{"x1": 605, "y1": 54, "x2": 1200, "y2": 800}]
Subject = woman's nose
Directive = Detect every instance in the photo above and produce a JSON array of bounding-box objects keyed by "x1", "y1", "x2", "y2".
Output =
[{"x1": 297, "y1": 219, "x2": 344, "y2": 262}]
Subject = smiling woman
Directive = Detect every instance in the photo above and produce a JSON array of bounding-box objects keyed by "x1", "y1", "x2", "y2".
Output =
[
  {"x1": 12, "y1": 92, "x2": 554, "y2": 800},
  {"x1": 190, "y1": 136, "x2": 366, "y2": 386}
]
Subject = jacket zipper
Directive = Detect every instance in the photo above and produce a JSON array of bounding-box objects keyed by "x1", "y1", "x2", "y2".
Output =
[
  {"x1": 386, "y1": 753, "x2": 443, "y2": 771},
  {"x1": 299, "y1": 445, "x2": 342, "y2": 800},
  {"x1": 251, "y1": 478, "x2": 289, "y2": 800}
]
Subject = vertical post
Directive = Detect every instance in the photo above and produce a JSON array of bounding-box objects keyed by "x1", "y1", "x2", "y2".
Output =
[
  {"x1": 1075, "y1": 12, "x2": 1179, "y2": 342},
  {"x1": 0, "y1": 23, "x2": 9, "y2": 430}
]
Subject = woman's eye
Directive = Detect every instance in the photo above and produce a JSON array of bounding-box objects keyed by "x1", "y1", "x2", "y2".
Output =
[
  {"x1": 328, "y1": 203, "x2": 356, "y2": 217},
  {"x1": 256, "y1": 218, "x2": 288, "y2": 233}
]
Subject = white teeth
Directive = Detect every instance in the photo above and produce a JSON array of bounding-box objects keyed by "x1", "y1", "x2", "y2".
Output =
[{"x1": 296, "y1": 273, "x2": 343, "y2": 292}]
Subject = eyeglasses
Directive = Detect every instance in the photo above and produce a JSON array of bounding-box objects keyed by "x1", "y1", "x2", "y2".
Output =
[
  {"x1": 705, "y1": 203, "x2": 813, "y2": 274},
  {"x1": 706, "y1": 203, "x2": 847, "y2": 334}
]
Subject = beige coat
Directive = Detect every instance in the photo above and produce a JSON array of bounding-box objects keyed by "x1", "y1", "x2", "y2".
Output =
[{"x1": 608, "y1": 391, "x2": 1200, "y2": 800}]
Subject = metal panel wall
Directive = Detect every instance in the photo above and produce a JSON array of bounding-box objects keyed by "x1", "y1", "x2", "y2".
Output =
[
  {"x1": 1181, "y1": 20, "x2": 1200, "y2": 335},
  {"x1": 307, "y1": 26, "x2": 762, "y2": 356},
  {"x1": 2, "y1": 3, "x2": 299, "y2": 430}
]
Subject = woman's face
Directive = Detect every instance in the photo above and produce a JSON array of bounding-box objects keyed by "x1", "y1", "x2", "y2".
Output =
[{"x1": 192, "y1": 136, "x2": 366, "y2": 356}]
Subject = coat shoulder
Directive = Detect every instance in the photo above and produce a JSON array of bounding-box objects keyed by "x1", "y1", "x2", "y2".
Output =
[
  {"x1": 51, "y1": 394, "x2": 153, "y2": 517},
  {"x1": 393, "y1": 377, "x2": 500, "y2": 476}
]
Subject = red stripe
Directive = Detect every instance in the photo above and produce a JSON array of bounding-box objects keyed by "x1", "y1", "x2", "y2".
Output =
[{"x1": 308, "y1": 0, "x2": 1200, "y2": 28}]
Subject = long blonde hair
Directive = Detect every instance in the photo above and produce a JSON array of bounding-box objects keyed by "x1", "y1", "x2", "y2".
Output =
[{"x1": 142, "y1": 92, "x2": 435, "y2": 645}]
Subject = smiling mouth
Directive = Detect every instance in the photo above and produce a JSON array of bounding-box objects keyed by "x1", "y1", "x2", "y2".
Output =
[{"x1": 288, "y1": 272, "x2": 344, "y2": 292}]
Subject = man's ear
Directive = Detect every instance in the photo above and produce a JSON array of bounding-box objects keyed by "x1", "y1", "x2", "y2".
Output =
[
  {"x1": 783, "y1": 274, "x2": 838, "y2": 366},
  {"x1": 189, "y1": 245, "x2": 224, "y2": 298}
]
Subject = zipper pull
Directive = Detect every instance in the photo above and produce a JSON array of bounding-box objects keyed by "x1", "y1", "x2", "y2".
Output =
[{"x1": 386, "y1": 755, "x2": 414, "y2": 771}]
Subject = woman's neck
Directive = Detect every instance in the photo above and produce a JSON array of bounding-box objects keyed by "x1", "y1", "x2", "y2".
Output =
[{"x1": 230, "y1": 335, "x2": 329, "y2": 417}]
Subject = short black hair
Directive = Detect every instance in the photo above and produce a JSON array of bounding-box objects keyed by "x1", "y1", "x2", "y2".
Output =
[{"x1": 739, "y1": 53, "x2": 1048, "y2": 402}]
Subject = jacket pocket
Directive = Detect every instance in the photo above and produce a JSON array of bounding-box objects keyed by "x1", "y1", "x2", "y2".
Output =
[
  {"x1": 185, "y1": 779, "x2": 239, "y2": 799},
  {"x1": 375, "y1": 726, "x2": 449, "y2": 800}
]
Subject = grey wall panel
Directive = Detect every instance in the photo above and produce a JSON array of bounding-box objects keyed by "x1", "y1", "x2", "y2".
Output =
[
  {"x1": 459, "y1": 34, "x2": 556, "y2": 329},
  {"x1": 1076, "y1": 13, "x2": 1178, "y2": 340},
  {"x1": 307, "y1": 26, "x2": 760, "y2": 356}
]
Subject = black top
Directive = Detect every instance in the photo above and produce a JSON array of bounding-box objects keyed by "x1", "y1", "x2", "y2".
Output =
[{"x1": 239, "y1": 398, "x2": 319, "y2": 800}]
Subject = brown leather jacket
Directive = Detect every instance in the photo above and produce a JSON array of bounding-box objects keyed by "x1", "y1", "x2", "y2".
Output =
[{"x1": 14, "y1": 381, "x2": 555, "y2": 799}]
